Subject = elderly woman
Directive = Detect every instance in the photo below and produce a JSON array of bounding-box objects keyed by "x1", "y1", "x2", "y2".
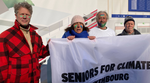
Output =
[{"x1": 62, "y1": 15, "x2": 95, "y2": 40}]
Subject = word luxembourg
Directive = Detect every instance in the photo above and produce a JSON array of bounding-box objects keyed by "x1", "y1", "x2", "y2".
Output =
[{"x1": 62, "y1": 61, "x2": 150, "y2": 82}]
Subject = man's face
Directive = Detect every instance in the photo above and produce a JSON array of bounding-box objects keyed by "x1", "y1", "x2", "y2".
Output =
[
  {"x1": 125, "y1": 21, "x2": 135, "y2": 32},
  {"x1": 15, "y1": 7, "x2": 31, "y2": 26},
  {"x1": 97, "y1": 13, "x2": 107, "y2": 25},
  {"x1": 73, "y1": 22, "x2": 83, "y2": 33}
]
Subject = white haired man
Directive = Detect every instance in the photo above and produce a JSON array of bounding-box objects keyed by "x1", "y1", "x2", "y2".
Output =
[{"x1": 89, "y1": 11, "x2": 115, "y2": 37}]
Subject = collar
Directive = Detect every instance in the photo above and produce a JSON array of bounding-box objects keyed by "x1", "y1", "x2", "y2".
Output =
[
  {"x1": 97, "y1": 26, "x2": 107, "y2": 30},
  {"x1": 122, "y1": 29, "x2": 134, "y2": 35},
  {"x1": 20, "y1": 26, "x2": 30, "y2": 33},
  {"x1": 14, "y1": 20, "x2": 38, "y2": 31}
]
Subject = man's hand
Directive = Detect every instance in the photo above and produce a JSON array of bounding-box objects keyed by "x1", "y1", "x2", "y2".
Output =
[{"x1": 47, "y1": 39, "x2": 51, "y2": 44}]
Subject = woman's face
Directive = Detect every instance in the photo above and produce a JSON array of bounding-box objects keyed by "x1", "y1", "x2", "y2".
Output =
[{"x1": 73, "y1": 22, "x2": 83, "y2": 33}]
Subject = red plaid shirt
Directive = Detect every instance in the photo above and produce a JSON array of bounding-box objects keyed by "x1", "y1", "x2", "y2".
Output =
[{"x1": 0, "y1": 20, "x2": 49, "y2": 83}]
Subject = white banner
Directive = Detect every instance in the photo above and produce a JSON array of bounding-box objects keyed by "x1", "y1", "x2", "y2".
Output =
[{"x1": 49, "y1": 35, "x2": 150, "y2": 83}]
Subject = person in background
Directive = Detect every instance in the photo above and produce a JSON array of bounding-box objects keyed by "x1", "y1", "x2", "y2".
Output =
[
  {"x1": 0, "y1": 2, "x2": 50, "y2": 83},
  {"x1": 62, "y1": 15, "x2": 95, "y2": 40},
  {"x1": 89, "y1": 11, "x2": 115, "y2": 37},
  {"x1": 117, "y1": 16, "x2": 141, "y2": 36}
]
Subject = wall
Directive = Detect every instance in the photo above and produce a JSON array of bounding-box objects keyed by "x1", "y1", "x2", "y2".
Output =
[{"x1": 1, "y1": 0, "x2": 150, "y2": 45}]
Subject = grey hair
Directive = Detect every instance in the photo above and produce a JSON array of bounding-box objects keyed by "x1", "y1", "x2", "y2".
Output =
[
  {"x1": 14, "y1": 2, "x2": 33, "y2": 15},
  {"x1": 96, "y1": 11, "x2": 109, "y2": 21}
]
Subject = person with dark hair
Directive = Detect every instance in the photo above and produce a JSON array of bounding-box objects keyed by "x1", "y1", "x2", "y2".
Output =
[
  {"x1": 117, "y1": 16, "x2": 141, "y2": 36},
  {"x1": 46, "y1": 15, "x2": 95, "y2": 83},
  {"x1": 0, "y1": 2, "x2": 50, "y2": 83},
  {"x1": 62, "y1": 15, "x2": 95, "y2": 40}
]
